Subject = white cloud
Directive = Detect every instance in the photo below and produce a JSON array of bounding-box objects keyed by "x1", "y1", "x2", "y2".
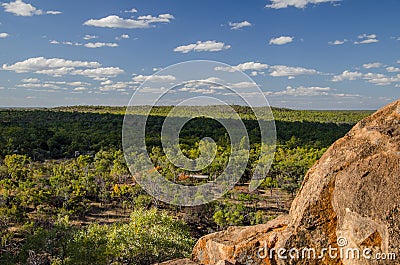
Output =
[
  {"x1": 115, "y1": 34, "x2": 130, "y2": 40},
  {"x1": 83, "y1": 14, "x2": 174, "y2": 29},
  {"x1": 174, "y1": 40, "x2": 231, "y2": 53},
  {"x1": 17, "y1": 83, "x2": 60, "y2": 89},
  {"x1": 2, "y1": 0, "x2": 61, "y2": 16},
  {"x1": 178, "y1": 86, "x2": 216, "y2": 94},
  {"x1": 266, "y1": 0, "x2": 340, "y2": 9},
  {"x1": 354, "y1": 34, "x2": 378, "y2": 44},
  {"x1": 273, "y1": 86, "x2": 362, "y2": 98},
  {"x1": 363, "y1": 73, "x2": 400, "y2": 86},
  {"x1": 332, "y1": 70, "x2": 363, "y2": 82},
  {"x1": 35, "y1": 67, "x2": 75, "y2": 77},
  {"x1": 386, "y1": 67, "x2": 400, "y2": 73},
  {"x1": 44, "y1": 81, "x2": 66, "y2": 85},
  {"x1": 228, "y1": 81, "x2": 257, "y2": 89},
  {"x1": 67, "y1": 81, "x2": 90, "y2": 86},
  {"x1": 359, "y1": 33, "x2": 376, "y2": 39},
  {"x1": 229, "y1": 21, "x2": 252, "y2": 30},
  {"x1": 2, "y1": 57, "x2": 123, "y2": 80},
  {"x1": 355, "y1": 39, "x2": 379, "y2": 44},
  {"x1": 236, "y1": 62, "x2": 268, "y2": 71},
  {"x1": 137, "y1": 14, "x2": 174, "y2": 23},
  {"x1": 215, "y1": 62, "x2": 268, "y2": 73},
  {"x1": 275, "y1": 86, "x2": 331, "y2": 96},
  {"x1": 74, "y1": 87, "x2": 89, "y2": 91},
  {"x1": 99, "y1": 82, "x2": 129, "y2": 91},
  {"x1": 21, "y1": 78, "x2": 39, "y2": 83},
  {"x1": 84, "y1": 42, "x2": 119, "y2": 48},
  {"x1": 269, "y1": 65, "x2": 318, "y2": 77},
  {"x1": 124, "y1": 8, "x2": 138, "y2": 13},
  {"x1": 328, "y1": 39, "x2": 347, "y2": 45},
  {"x1": 71, "y1": 67, "x2": 124, "y2": 79},
  {"x1": 250, "y1": 71, "x2": 258, "y2": 76},
  {"x1": 83, "y1": 35, "x2": 98, "y2": 40},
  {"x1": 100, "y1": 80, "x2": 113, "y2": 85},
  {"x1": 0, "y1": 33, "x2": 9, "y2": 38},
  {"x1": 269, "y1": 36, "x2": 294, "y2": 45},
  {"x1": 363, "y1": 62, "x2": 382, "y2": 69},
  {"x1": 132, "y1": 74, "x2": 176, "y2": 83},
  {"x1": 2, "y1": 57, "x2": 101, "y2": 73},
  {"x1": 50, "y1": 40, "x2": 82, "y2": 46},
  {"x1": 46, "y1": 11, "x2": 62, "y2": 15}
]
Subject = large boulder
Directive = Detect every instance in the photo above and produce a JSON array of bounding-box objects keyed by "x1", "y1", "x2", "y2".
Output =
[
  {"x1": 192, "y1": 216, "x2": 288, "y2": 264},
  {"x1": 191, "y1": 100, "x2": 400, "y2": 265}
]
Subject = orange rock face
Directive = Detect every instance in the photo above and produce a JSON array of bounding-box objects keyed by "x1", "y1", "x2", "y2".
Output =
[{"x1": 161, "y1": 100, "x2": 400, "y2": 265}]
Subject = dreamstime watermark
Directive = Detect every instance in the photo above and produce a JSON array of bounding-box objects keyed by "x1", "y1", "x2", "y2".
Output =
[
  {"x1": 257, "y1": 237, "x2": 397, "y2": 261},
  {"x1": 122, "y1": 60, "x2": 276, "y2": 206}
]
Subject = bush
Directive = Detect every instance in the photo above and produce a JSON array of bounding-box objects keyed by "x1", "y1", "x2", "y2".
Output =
[
  {"x1": 11, "y1": 209, "x2": 194, "y2": 265},
  {"x1": 68, "y1": 209, "x2": 195, "y2": 265}
]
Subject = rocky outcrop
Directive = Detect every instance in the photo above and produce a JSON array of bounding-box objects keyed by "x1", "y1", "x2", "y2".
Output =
[
  {"x1": 192, "y1": 216, "x2": 288, "y2": 264},
  {"x1": 275, "y1": 99, "x2": 400, "y2": 265},
  {"x1": 161, "y1": 100, "x2": 400, "y2": 265}
]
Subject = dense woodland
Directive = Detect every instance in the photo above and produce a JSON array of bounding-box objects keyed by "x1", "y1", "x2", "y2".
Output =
[{"x1": 0, "y1": 106, "x2": 372, "y2": 264}]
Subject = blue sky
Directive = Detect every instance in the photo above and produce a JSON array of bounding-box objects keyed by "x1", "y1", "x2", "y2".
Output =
[{"x1": 0, "y1": 0, "x2": 399, "y2": 109}]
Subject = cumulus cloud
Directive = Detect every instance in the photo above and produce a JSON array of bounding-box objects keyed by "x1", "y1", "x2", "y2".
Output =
[
  {"x1": 17, "y1": 83, "x2": 60, "y2": 89},
  {"x1": 228, "y1": 81, "x2": 257, "y2": 89},
  {"x1": 229, "y1": 21, "x2": 252, "y2": 30},
  {"x1": 2, "y1": 57, "x2": 100, "y2": 73},
  {"x1": 363, "y1": 73, "x2": 400, "y2": 86},
  {"x1": 71, "y1": 67, "x2": 124, "y2": 79},
  {"x1": 50, "y1": 40, "x2": 82, "y2": 46},
  {"x1": 275, "y1": 86, "x2": 331, "y2": 96},
  {"x1": 386, "y1": 66, "x2": 400, "y2": 73},
  {"x1": 21, "y1": 78, "x2": 39, "y2": 83},
  {"x1": 84, "y1": 42, "x2": 118, "y2": 48},
  {"x1": 67, "y1": 81, "x2": 90, "y2": 87},
  {"x1": 83, "y1": 35, "x2": 98, "y2": 40},
  {"x1": 2, "y1": 57, "x2": 123, "y2": 79},
  {"x1": 2, "y1": 0, "x2": 61, "y2": 16},
  {"x1": 215, "y1": 62, "x2": 268, "y2": 73},
  {"x1": 0, "y1": 33, "x2": 9, "y2": 38},
  {"x1": 132, "y1": 74, "x2": 176, "y2": 83},
  {"x1": 124, "y1": 8, "x2": 138, "y2": 13},
  {"x1": 35, "y1": 67, "x2": 75, "y2": 77},
  {"x1": 269, "y1": 65, "x2": 318, "y2": 77},
  {"x1": 174, "y1": 40, "x2": 231, "y2": 53},
  {"x1": 73, "y1": 87, "x2": 89, "y2": 91},
  {"x1": 178, "y1": 87, "x2": 216, "y2": 94},
  {"x1": 115, "y1": 34, "x2": 130, "y2": 40},
  {"x1": 363, "y1": 62, "x2": 382, "y2": 69},
  {"x1": 137, "y1": 13, "x2": 174, "y2": 23},
  {"x1": 46, "y1": 11, "x2": 61, "y2": 15},
  {"x1": 273, "y1": 86, "x2": 362, "y2": 98},
  {"x1": 99, "y1": 81, "x2": 130, "y2": 92},
  {"x1": 332, "y1": 70, "x2": 363, "y2": 82},
  {"x1": 269, "y1": 36, "x2": 294, "y2": 45},
  {"x1": 328, "y1": 39, "x2": 347, "y2": 45},
  {"x1": 266, "y1": 0, "x2": 340, "y2": 9},
  {"x1": 83, "y1": 13, "x2": 174, "y2": 29},
  {"x1": 354, "y1": 34, "x2": 379, "y2": 44}
]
